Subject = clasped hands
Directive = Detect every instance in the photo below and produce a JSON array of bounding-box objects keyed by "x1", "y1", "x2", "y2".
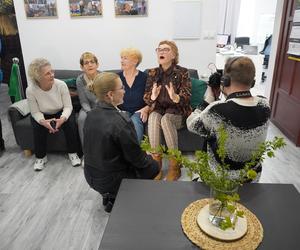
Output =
[
  {"x1": 40, "y1": 117, "x2": 66, "y2": 133},
  {"x1": 150, "y1": 82, "x2": 180, "y2": 103}
]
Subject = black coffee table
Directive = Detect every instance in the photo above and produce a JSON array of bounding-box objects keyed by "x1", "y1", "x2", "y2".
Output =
[{"x1": 99, "y1": 179, "x2": 300, "y2": 250}]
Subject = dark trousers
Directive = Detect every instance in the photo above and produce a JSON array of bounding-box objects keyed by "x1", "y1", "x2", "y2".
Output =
[
  {"x1": 31, "y1": 111, "x2": 80, "y2": 158},
  {"x1": 84, "y1": 166, "x2": 137, "y2": 196},
  {"x1": 84, "y1": 159, "x2": 159, "y2": 196}
]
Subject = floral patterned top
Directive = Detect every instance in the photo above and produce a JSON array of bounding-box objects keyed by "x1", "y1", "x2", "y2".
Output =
[{"x1": 144, "y1": 64, "x2": 192, "y2": 118}]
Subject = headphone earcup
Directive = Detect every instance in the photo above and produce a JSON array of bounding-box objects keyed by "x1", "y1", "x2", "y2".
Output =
[
  {"x1": 251, "y1": 79, "x2": 256, "y2": 88},
  {"x1": 221, "y1": 75, "x2": 231, "y2": 87}
]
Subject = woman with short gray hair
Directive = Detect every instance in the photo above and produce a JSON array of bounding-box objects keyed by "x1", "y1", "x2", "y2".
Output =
[{"x1": 26, "y1": 58, "x2": 81, "y2": 170}]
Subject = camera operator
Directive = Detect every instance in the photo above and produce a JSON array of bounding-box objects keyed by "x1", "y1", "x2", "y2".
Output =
[{"x1": 187, "y1": 56, "x2": 271, "y2": 182}]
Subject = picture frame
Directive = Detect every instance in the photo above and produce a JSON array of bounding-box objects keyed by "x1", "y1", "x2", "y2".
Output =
[
  {"x1": 24, "y1": 0, "x2": 58, "y2": 18},
  {"x1": 114, "y1": 0, "x2": 148, "y2": 17},
  {"x1": 69, "y1": 0, "x2": 103, "y2": 18}
]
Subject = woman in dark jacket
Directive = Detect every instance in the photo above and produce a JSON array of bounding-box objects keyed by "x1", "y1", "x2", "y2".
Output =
[{"x1": 83, "y1": 72, "x2": 159, "y2": 212}]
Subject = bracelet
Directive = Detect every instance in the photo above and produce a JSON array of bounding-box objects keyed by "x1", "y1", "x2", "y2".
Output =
[{"x1": 173, "y1": 94, "x2": 180, "y2": 103}]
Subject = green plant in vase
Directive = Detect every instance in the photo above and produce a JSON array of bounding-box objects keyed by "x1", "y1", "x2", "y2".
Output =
[{"x1": 141, "y1": 125, "x2": 286, "y2": 230}]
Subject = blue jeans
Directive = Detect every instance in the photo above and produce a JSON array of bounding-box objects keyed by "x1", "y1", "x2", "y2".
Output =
[{"x1": 129, "y1": 112, "x2": 144, "y2": 144}]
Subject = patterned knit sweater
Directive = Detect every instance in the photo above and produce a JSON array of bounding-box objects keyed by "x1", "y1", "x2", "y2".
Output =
[{"x1": 186, "y1": 96, "x2": 271, "y2": 181}]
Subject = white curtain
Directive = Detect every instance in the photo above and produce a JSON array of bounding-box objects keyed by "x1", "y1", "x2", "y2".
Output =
[{"x1": 217, "y1": 0, "x2": 241, "y2": 44}]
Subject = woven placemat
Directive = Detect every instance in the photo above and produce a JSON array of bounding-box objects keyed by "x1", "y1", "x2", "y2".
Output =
[{"x1": 181, "y1": 199, "x2": 263, "y2": 250}]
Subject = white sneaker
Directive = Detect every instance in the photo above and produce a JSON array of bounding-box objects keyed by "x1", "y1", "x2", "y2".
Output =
[
  {"x1": 68, "y1": 153, "x2": 81, "y2": 167},
  {"x1": 34, "y1": 156, "x2": 48, "y2": 171}
]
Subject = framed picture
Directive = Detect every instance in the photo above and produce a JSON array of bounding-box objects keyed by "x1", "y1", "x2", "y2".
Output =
[
  {"x1": 69, "y1": 0, "x2": 103, "y2": 17},
  {"x1": 114, "y1": 0, "x2": 147, "y2": 16},
  {"x1": 24, "y1": 0, "x2": 57, "y2": 18}
]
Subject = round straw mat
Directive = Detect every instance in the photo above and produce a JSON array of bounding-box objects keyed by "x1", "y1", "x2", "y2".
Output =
[{"x1": 181, "y1": 198, "x2": 263, "y2": 250}]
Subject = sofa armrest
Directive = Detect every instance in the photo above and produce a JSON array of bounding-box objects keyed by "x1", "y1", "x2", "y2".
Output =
[
  {"x1": 8, "y1": 106, "x2": 30, "y2": 147},
  {"x1": 8, "y1": 106, "x2": 27, "y2": 124}
]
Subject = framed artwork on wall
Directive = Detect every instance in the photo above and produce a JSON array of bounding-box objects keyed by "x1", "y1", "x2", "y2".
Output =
[
  {"x1": 114, "y1": 0, "x2": 147, "y2": 16},
  {"x1": 69, "y1": 0, "x2": 103, "y2": 17},
  {"x1": 24, "y1": 0, "x2": 57, "y2": 18}
]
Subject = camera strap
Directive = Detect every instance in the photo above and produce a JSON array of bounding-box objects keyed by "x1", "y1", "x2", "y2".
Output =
[{"x1": 226, "y1": 90, "x2": 252, "y2": 100}]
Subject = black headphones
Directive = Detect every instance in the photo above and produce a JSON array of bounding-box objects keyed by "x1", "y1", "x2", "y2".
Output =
[{"x1": 220, "y1": 57, "x2": 255, "y2": 88}]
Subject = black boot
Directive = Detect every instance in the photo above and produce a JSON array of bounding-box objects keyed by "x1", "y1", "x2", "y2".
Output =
[
  {"x1": 104, "y1": 201, "x2": 114, "y2": 213},
  {"x1": 103, "y1": 196, "x2": 115, "y2": 213},
  {"x1": 102, "y1": 193, "x2": 110, "y2": 206}
]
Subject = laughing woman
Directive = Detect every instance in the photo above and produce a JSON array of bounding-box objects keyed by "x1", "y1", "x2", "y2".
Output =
[
  {"x1": 144, "y1": 40, "x2": 192, "y2": 181},
  {"x1": 118, "y1": 48, "x2": 149, "y2": 143}
]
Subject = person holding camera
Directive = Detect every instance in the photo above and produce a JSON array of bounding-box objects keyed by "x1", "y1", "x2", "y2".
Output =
[
  {"x1": 26, "y1": 58, "x2": 81, "y2": 171},
  {"x1": 187, "y1": 56, "x2": 271, "y2": 181}
]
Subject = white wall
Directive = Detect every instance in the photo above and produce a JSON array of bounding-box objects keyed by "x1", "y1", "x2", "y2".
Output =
[
  {"x1": 237, "y1": 0, "x2": 277, "y2": 46},
  {"x1": 14, "y1": 0, "x2": 218, "y2": 77},
  {"x1": 264, "y1": 0, "x2": 284, "y2": 99}
]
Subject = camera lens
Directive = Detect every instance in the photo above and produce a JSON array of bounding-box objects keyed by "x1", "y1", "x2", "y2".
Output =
[{"x1": 208, "y1": 72, "x2": 222, "y2": 88}]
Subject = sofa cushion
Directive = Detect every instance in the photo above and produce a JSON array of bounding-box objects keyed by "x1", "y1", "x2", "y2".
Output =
[
  {"x1": 62, "y1": 78, "x2": 77, "y2": 88},
  {"x1": 190, "y1": 78, "x2": 207, "y2": 109}
]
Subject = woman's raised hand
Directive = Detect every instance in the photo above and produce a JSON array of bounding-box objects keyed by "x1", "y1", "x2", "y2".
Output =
[
  {"x1": 150, "y1": 83, "x2": 162, "y2": 101},
  {"x1": 165, "y1": 82, "x2": 179, "y2": 103}
]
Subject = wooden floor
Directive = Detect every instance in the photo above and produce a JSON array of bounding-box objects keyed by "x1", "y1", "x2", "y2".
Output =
[
  {"x1": 0, "y1": 85, "x2": 108, "y2": 250},
  {"x1": 0, "y1": 83, "x2": 299, "y2": 250}
]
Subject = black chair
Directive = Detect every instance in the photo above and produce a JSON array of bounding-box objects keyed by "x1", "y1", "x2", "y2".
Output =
[{"x1": 235, "y1": 37, "x2": 250, "y2": 48}]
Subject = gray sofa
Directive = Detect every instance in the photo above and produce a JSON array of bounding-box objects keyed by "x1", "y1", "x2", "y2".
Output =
[{"x1": 8, "y1": 69, "x2": 205, "y2": 154}]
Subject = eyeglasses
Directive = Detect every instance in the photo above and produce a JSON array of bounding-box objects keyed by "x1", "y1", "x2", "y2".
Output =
[
  {"x1": 83, "y1": 60, "x2": 96, "y2": 65},
  {"x1": 44, "y1": 70, "x2": 55, "y2": 77},
  {"x1": 155, "y1": 47, "x2": 171, "y2": 53},
  {"x1": 114, "y1": 85, "x2": 125, "y2": 91}
]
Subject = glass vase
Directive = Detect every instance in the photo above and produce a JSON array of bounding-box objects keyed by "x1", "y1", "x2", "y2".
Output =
[{"x1": 208, "y1": 186, "x2": 239, "y2": 228}]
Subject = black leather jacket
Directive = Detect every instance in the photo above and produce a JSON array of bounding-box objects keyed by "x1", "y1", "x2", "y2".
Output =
[{"x1": 83, "y1": 102, "x2": 158, "y2": 190}]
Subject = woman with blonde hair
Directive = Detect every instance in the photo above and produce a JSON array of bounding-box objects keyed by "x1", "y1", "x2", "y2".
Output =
[
  {"x1": 83, "y1": 72, "x2": 159, "y2": 212},
  {"x1": 26, "y1": 58, "x2": 81, "y2": 170},
  {"x1": 144, "y1": 40, "x2": 192, "y2": 181},
  {"x1": 76, "y1": 52, "x2": 100, "y2": 145},
  {"x1": 118, "y1": 47, "x2": 149, "y2": 143}
]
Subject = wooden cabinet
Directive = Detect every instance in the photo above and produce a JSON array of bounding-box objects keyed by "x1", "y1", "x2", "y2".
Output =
[{"x1": 270, "y1": 0, "x2": 300, "y2": 146}]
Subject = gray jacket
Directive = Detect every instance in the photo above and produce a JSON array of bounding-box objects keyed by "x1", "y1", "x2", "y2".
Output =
[{"x1": 76, "y1": 73, "x2": 97, "y2": 112}]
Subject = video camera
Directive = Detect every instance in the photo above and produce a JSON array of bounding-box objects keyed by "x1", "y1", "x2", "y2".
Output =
[{"x1": 208, "y1": 69, "x2": 223, "y2": 88}]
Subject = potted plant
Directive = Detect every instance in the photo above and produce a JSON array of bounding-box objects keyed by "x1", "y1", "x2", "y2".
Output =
[{"x1": 141, "y1": 125, "x2": 286, "y2": 231}]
